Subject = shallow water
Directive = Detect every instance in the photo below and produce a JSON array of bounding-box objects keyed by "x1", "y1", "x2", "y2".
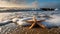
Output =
[{"x1": 0, "y1": 10, "x2": 60, "y2": 34}]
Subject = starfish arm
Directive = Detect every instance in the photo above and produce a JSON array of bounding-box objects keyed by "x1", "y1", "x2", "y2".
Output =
[
  {"x1": 37, "y1": 20, "x2": 45, "y2": 23},
  {"x1": 25, "y1": 20, "x2": 34, "y2": 23},
  {"x1": 29, "y1": 22, "x2": 36, "y2": 29},
  {"x1": 37, "y1": 23, "x2": 46, "y2": 29}
]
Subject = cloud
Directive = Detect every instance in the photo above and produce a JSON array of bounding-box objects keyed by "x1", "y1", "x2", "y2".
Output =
[
  {"x1": 0, "y1": 0, "x2": 27, "y2": 5},
  {"x1": 32, "y1": 1, "x2": 39, "y2": 8},
  {"x1": 0, "y1": 0, "x2": 32, "y2": 8},
  {"x1": 31, "y1": 0, "x2": 60, "y2": 8},
  {"x1": 0, "y1": 0, "x2": 60, "y2": 8}
]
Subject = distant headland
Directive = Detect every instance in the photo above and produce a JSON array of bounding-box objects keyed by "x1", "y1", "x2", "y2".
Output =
[{"x1": 0, "y1": 7, "x2": 58, "y2": 12}]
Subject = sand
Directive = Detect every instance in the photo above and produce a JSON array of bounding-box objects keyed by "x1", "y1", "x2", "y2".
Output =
[{"x1": 2, "y1": 25, "x2": 60, "y2": 34}]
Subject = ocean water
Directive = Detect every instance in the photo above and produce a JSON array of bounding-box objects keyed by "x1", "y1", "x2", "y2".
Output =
[{"x1": 0, "y1": 10, "x2": 60, "y2": 34}]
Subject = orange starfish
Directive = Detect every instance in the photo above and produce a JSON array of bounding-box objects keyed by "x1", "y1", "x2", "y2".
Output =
[{"x1": 25, "y1": 16, "x2": 46, "y2": 29}]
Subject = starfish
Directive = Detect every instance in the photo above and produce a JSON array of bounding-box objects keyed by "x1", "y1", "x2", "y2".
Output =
[{"x1": 25, "y1": 16, "x2": 46, "y2": 29}]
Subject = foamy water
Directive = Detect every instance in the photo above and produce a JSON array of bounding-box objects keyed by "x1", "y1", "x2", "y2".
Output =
[
  {"x1": 0, "y1": 11, "x2": 60, "y2": 34},
  {"x1": 42, "y1": 14, "x2": 60, "y2": 28},
  {"x1": 0, "y1": 11, "x2": 60, "y2": 26}
]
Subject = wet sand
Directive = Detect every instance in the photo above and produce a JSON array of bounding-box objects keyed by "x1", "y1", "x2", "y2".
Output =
[{"x1": 6, "y1": 25, "x2": 60, "y2": 34}]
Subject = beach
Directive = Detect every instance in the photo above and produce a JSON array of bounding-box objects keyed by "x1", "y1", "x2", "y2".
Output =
[
  {"x1": 1, "y1": 25, "x2": 60, "y2": 34},
  {"x1": 0, "y1": 11, "x2": 60, "y2": 34}
]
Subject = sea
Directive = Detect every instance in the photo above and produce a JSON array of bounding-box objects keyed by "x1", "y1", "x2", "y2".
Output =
[{"x1": 0, "y1": 10, "x2": 60, "y2": 34}]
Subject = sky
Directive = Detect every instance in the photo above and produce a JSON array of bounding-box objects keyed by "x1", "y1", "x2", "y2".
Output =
[{"x1": 0, "y1": 0, "x2": 60, "y2": 8}]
